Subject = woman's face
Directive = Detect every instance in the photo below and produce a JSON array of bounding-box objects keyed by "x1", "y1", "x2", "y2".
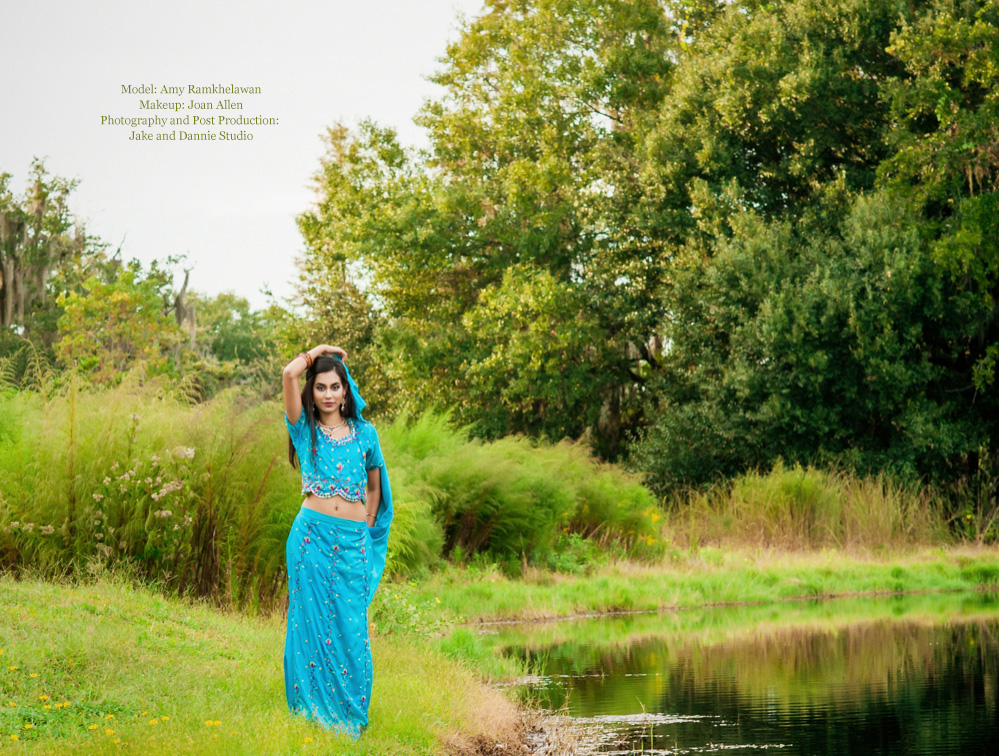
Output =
[{"x1": 313, "y1": 370, "x2": 346, "y2": 415}]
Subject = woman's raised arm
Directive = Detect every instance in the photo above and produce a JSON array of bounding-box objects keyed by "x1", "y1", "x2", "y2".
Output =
[{"x1": 282, "y1": 344, "x2": 347, "y2": 423}]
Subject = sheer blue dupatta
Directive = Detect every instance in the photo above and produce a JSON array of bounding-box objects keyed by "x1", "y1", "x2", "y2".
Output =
[{"x1": 334, "y1": 356, "x2": 393, "y2": 603}]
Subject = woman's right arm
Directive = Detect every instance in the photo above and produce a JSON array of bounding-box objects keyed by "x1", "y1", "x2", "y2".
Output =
[{"x1": 282, "y1": 344, "x2": 347, "y2": 423}]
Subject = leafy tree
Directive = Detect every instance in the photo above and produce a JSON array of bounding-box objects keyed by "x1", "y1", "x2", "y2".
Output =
[
  {"x1": 55, "y1": 264, "x2": 181, "y2": 384},
  {"x1": 298, "y1": 0, "x2": 678, "y2": 454},
  {"x1": 633, "y1": 186, "x2": 998, "y2": 494},
  {"x1": 461, "y1": 265, "x2": 613, "y2": 439},
  {"x1": 640, "y1": 0, "x2": 915, "y2": 242},
  {"x1": 879, "y1": 0, "x2": 999, "y2": 393},
  {"x1": 0, "y1": 160, "x2": 94, "y2": 336}
]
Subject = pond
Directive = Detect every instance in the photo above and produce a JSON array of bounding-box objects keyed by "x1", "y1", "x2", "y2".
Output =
[{"x1": 488, "y1": 592, "x2": 999, "y2": 755}]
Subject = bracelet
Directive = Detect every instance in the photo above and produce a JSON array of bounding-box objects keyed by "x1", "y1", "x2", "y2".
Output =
[
  {"x1": 365, "y1": 513, "x2": 376, "y2": 520},
  {"x1": 297, "y1": 352, "x2": 313, "y2": 368}
]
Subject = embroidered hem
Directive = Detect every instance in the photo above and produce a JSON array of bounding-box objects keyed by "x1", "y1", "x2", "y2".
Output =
[{"x1": 301, "y1": 478, "x2": 366, "y2": 503}]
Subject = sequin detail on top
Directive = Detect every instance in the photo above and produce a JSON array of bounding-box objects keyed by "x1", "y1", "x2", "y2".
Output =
[{"x1": 285, "y1": 415, "x2": 385, "y2": 502}]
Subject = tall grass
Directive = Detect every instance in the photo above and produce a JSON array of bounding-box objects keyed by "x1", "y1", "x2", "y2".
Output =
[
  {"x1": 0, "y1": 381, "x2": 660, "y2": 610},
  {"x1": 0, "y1": 374, "x2": 299, "y2": 613},
  {"x1": 666, "y1": 461, "x2": 947, "y2": 550},
  {"x1": 381, "y1": 412, "x2": 660, "y2": 571}
]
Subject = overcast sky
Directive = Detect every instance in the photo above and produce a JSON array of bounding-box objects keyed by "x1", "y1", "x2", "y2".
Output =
[{"x1": 1, "y1": 0, "x2": 485, "y2": 309}]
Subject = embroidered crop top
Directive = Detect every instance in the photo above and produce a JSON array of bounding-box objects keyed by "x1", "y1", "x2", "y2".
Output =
[{"x1": 285, "y1": 411, "x2": 384, "y2": 503}]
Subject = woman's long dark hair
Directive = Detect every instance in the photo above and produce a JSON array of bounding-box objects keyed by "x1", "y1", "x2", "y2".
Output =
[{"x1": 288, "y1": 355, "x2": 358, "y2": 469}]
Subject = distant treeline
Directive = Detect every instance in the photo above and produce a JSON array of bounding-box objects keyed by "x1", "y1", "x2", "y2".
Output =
[{"x1": 2, "y1": 0, "x2": 998, "y2": 531}]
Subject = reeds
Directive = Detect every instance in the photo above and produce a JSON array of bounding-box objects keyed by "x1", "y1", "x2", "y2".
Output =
[
  {"x1": 0, "y1": 382, "x2": 660, "y2": 610},
  {"x1": 666, "y1": 460, "x2": 947, "y2": 550}
]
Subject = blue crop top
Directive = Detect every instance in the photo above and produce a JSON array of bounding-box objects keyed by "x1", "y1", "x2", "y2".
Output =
[{"x1": 285, "y1": 411, "x2": 384, "y2": 502}]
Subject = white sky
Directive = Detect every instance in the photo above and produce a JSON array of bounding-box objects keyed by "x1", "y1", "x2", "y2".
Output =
[{"x1": 1, "y1": 0, "x2": 485, "y2": 310}]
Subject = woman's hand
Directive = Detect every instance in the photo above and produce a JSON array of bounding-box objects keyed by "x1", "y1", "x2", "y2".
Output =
[{"x1": 312, "y1": 344, "x2": 348, "y2": 361}]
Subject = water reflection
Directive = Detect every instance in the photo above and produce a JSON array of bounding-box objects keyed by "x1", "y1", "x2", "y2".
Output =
[{"x1": 495, "y1": 593, "x2": 999, "y2": 755}]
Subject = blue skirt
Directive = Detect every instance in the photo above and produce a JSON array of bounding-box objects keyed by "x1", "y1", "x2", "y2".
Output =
[{"x1": 284, "y1": 506, "x2": 373, "y2": 737}]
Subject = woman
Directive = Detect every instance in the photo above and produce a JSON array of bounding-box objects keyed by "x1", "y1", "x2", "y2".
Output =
[{"x1": 281, "y1": 344, "x2": 392, "y2": 737}]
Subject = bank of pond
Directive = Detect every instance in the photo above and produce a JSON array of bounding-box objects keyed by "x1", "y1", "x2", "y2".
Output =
[{"x1": 2, "y1": 552, "x2": 997, "y2": 755}]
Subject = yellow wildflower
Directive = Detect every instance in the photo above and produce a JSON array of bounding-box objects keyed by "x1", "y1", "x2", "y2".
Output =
[
  {"x1": 204, "y1": 720, "x2": 214, "y2": 726},
  {"x1": 8, "y1": 665, "x2": 17, "y2": 670},
  {"x1": 148, "y1": 719, "x2": 158, "y2": 726},
  {"x1": 304, "y1": 736, "x2": 314, "y2": 743},
  {"x1": 23, "y1": 723, "x2": 33, "y2": 730},
  {"x1": 212, "y1": 733, "x2": 219, "y2": 739},
  {"x1": 114, "y1": 738, "x2": 121, "y2": 744},
  {"x1": 435, "y1": 597, "x2": 441, "y2": 604},
  {"x1": 141, "y1": 710, "x2": 148, "y2": 716},
  {"x1": 8, "y1": 701, "x2": 15, "y2": 707},
  {"x1": 61, "y1": 701, "x2": 70, "y2": 707},
  {"x1": 43, "y1": 704, "x2": 52, "y2": 710},
  {"x1": 105, "y1": 714, "x2": 114, "y2": 719},
  {"x1": 105, "y1": 729, "x2": 114, "y2": 736},
  {"x1": 160, "y1": 715, "x2": 169, "y2": 721},
  {"x1": 89, "y1": 724, "x2": 98, "y2": 730},
  {"x1": 29, "y1": 673, "x2": 38, "y2": 678},
  {"x1": 10, "y1": 734, "x2": 18, "y2": 741},
  {"x1": 213, "y1": 720, "x2": 221, "y2": 726},
  {"x1": 38, "y1": 694, "x2": 49, "y2": 701}
]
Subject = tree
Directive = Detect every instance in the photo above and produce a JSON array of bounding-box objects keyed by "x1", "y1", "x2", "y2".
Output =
[
  {"x1": 298, "y1": 0, "x2": 678, "y2": 454},
  {"x1": 879, "y1": 0, "x2": 999, "y2": 394},
  {"x1": 640, "y1": 0, "x2": 915, "y2": 241},
  {"x1": 0, "y1": 160, "x2": 90, "y2": 332},
  {"x1": 631, "y1": 188, "x2": 996, "y2": 493},
  {"x1": 55, "y1": 265, "x2": 181, "y2": 384}
]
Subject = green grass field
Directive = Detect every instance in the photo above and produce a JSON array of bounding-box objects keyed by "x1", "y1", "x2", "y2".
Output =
[
  {"x1": 0, "y1": 572, "x2": 521, "y2": 756},
  {"x1": 406, "y1": 545, "x2": 999, "y2": 622},
  {"x1": 3, "y1": 545, "x2": 997, "y2": 755}
]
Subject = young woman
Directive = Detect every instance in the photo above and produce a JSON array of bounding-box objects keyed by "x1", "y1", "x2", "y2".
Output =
[{"x1": 281, "y1": 344, "x2": 392, "y2": 737}]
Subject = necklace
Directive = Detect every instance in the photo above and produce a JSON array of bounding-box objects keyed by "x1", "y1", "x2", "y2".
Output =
[{"x1": 317, "y1": 418, "x2": 348, "y2": 441}]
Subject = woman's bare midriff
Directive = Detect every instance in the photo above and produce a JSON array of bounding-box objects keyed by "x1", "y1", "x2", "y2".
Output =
[{"x1": 302, "y1": 493, "x2": 367, "y2": 521}]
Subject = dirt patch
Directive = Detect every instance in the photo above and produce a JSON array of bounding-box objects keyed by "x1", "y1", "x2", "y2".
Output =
[{"x1": 443, "y1": 678, "x2": 529, "y2": 756}]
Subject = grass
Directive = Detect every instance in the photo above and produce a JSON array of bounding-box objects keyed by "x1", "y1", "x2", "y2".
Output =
[
  {"x1": 404, "y1": 545, "x2": 999, "y2": 623},
  {"x1": 0, "y1": 570, "x2": 523, "y2": 755},
  {"x1": 2, "y1": 546, "x2": 996, "y2": 753}
]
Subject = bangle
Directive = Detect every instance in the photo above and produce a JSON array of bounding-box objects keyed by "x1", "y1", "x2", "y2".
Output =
[
  {"x1": 297, "y1": 352, "x2": 313, "y2": 368},
  {"x1": 365, "y1": 513, "x2": 375, "y2": 520}
]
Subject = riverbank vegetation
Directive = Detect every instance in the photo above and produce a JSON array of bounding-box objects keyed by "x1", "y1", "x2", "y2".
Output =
[{"x1": 3, "y1": 380, "x2": 993, "y2": 613}]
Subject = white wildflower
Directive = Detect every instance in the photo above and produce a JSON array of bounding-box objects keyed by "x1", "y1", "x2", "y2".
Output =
[
  {"x1": 10, "y1": 521, "x2": 18, "y2": 528},
  {"x1": 40, "y1": 525, "x2": 54, "y2": 536},
  {"x1": 22, "y1": 523, "x2": 34, "y2": 532},
  {"x1": 95, "y1": 532, "x2": 104, "y2": 541},
  {"x1": 103, "y1": 477, "x2": 111, "y2": 485},
  {"x1": 93, "y1": 493, "x2": 103, "y2": 502}
]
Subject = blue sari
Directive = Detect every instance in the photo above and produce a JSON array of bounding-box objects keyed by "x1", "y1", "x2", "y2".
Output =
[{"x1": 283, "y1": 359, "x2": 392, "y2": 737}]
